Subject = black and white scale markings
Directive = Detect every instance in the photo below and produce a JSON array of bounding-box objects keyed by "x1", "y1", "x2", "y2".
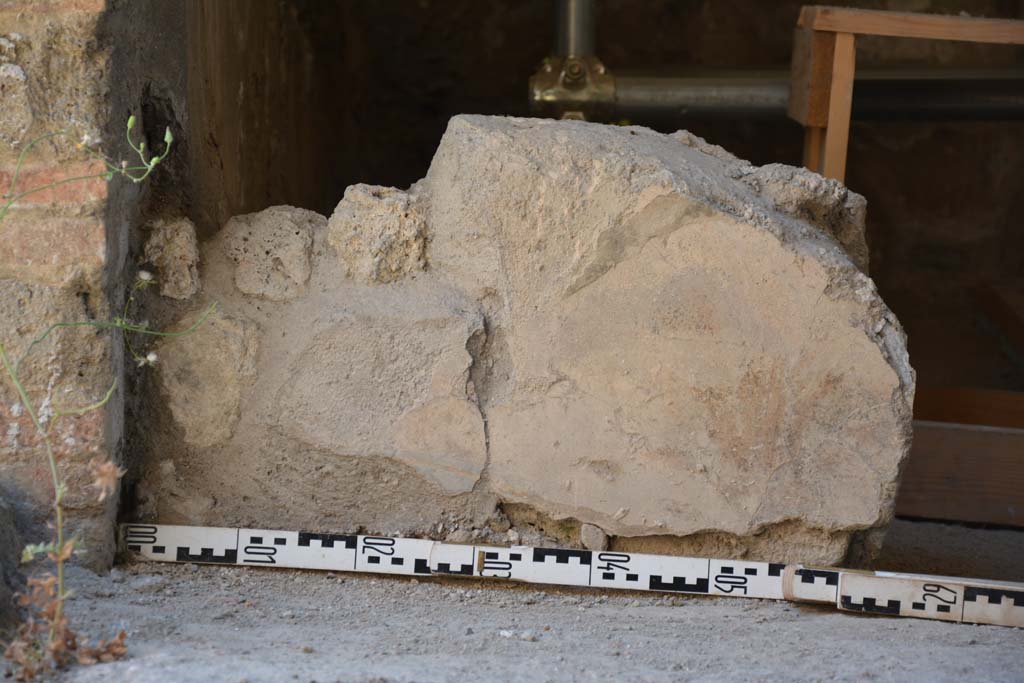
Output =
[{"x1": 121, "y1": 524, "x2": 1024, "y2": 629}]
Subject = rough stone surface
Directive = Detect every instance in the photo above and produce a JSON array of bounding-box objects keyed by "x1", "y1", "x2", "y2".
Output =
[
  {"x1": 155, "y1": 309, "x2": 259, "y2": 449},
  {"x1": 579, "y1": 523, "x2": 608, "y2": 552},
  {"x1": 328, "y1": 183, "x2": 427, "y2": 283},
  {"x1": 144, "y1": 217, "x2": 201, "y2": 300},
  {"x1": 0, "y1": 495, "x2": 20, "y2": 634},
  {"x1": 141, "y1": 206, "x2": 489, "y2": 535},
  {"x1": 222, "y1": 206, "x2": 320, "y2": 301},
  {"x1": 0, "y1": 62, "x2": 31, "y2": 147},
  {"x1": 741, "y1": 163, "x2": 869, "y2": 273},
  {"x1": 144, "y1": 117, "x2": 914, "y2": 564},
  {"x1": 0, "y1": 6, "x2": 119, "y2": 571},
  {"x1": 426, "y1": 116, "x2": 913, "y2": 559},
  {"x1": 0, "y1": 278, "x2": 114, "y2": 569}
]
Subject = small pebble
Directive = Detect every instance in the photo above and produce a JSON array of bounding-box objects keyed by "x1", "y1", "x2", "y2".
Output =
[
  {"x1": 129, "y1": 575, "x2": 168, "y2": 593},
  {"x1": 579, "y1": 523, "x2": 609, "y2": 551}
]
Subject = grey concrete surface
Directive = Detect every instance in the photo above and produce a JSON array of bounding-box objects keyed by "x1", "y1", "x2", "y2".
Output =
[{"x1": 43, "y1": 519, "x2": 1024, "y2": 683}]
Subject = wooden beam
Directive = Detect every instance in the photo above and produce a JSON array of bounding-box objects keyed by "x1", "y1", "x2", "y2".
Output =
[
  {"x1": 802, "y1": 127, "x2": 824, "y2": 171},
  {"x1": 896, "y1": 421, "x2": 1024, "y2": 527},
  {"x1": 788, "y1": 27, "x2": 836, "y2": 128},
  {"x1": 820, "y1": 32, "x2": 855, "y2": 182},
  {"x1": 798, "y1": 6, "x2": 1024, "y2": 45},
  {"x1": 915, "y1": 388, "x2": 1024, "y2": 430}
]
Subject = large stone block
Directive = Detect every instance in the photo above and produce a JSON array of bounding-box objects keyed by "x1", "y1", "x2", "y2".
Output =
[
  {"x1": 147, "y1": 118, "x2": 913, "y2": 564},
  {"x1": 418, "y1": 117, "x2": 913, "y2": 562},
  {"x1": 143, "y1": 206, "x2": 489, "y2": 535}
]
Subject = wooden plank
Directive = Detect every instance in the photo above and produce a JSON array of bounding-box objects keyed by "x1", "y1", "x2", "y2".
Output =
[
  {"x1": 788, "y1": 27, "x2": 836, "y2": 127},
  {"x1": 799, "y1": 5, "x2": 1024, "y2": 45},
  {"x1": 915, "y1": 388, "x2": 1024, "y2": 429},
  {"x1": 820, "y1": 32, "x2": 855, "y2": 182},
  {"x1": 802, "y1": 126, "x2": 824, "y2": 171},
  {"x1": 896, "y1": 421, "x2": 1024, "y2": 527}
]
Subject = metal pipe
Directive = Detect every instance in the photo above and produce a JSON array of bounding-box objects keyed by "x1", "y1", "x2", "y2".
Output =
[
  {"x1": 598, "y1": 69, "x2": 1024, "y2": 120},
  {"x1": 615, "y1": 73, "x2": 789, "y2": 118},
  {"x1": 556, "y1": 0, "x2": 596, "y2": 58}
]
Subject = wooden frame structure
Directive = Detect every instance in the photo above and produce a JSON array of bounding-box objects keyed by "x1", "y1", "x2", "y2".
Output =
[
  {"x1": 788, "y1": 6, "x2": 1024, "y2": 182},
  {"x1": 787, "y1": 7, "x2": 1024, "y2": 526}
]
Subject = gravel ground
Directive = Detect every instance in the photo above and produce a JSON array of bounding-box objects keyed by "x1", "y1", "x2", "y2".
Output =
[{"x1": 32, "y1": 520, "x2": 1024, "y2": 682}]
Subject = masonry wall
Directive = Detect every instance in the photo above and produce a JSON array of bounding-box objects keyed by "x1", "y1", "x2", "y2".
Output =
[
  {"x1": 0, "y1": 0, "x2": 349, "y2": 568},
  {"x1": 0, "y1": 0, "x2": 118, "y2": 569}
]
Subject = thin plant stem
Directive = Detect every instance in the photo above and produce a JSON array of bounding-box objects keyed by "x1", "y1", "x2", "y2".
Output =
[
  {"x1": 0, "y1": 117, "x2": 182, "y2": 673},
  {"x1": 3, "y1": 131, "x2": 65, "y2": 196},
  {"x1": 0, "y1": 173, "x2": 110, "y2": 221},
  {"x1": 0, "y1": 343, "x2": 66, "y2": 642},
  {"x1": 1, "y1": 122, "x2": 173, "y2": 224},
  {"x1": 15, "y1": 303, "x2": 216, "y2": 374},
  {"x1": 54, "y1": 379, "x2": 117, "y2": 418}
]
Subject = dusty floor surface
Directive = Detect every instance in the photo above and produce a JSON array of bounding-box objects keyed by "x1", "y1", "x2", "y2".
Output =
[{"x1": 44, "y1": 520, "x2": 1024, "y2": 682}]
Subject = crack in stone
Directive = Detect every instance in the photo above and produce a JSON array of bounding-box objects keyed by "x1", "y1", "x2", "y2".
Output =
[{"x1": 465, "y1": 319, "x2": 493, "y2": 494}]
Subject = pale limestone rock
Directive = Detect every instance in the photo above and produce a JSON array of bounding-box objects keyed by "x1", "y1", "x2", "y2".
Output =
[
  {"x1": 670, "y1": 131, "x2": 869, "y2": 272},
  {"x1": 144, "y1": 217, "x2": 201, "y2": 299},
  {"x1": 156, "y1": 308, "x2": 259, "y2": 448},
  {"x1": 421, "y1": 115, "x2": 913, "y2": 560},
  {"x1": 144, "y1": 206, "x2": 488, "y2": 534},
  {"x1": 144, "y1": 117, "x2": 913, "y2": 564},
  {"x1": 742, "y1": 164, "x2": 869, "y2": 272},
  {"x1": 222, "y1": 206, "x2": 321, "y2": 300},
  {"x1": 273, "y1": 290, "x2": 487, "y2": 494},
  {"x1": 580, "y1": 523, "x2": 608, "y2": 551},
  {"x1": 328, "y1": 184, "x2": 427, "y2": 283}
]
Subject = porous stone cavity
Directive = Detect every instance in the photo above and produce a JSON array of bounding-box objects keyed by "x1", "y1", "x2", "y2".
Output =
[
  {"x1": 222, "y1": 205, "x2": 320, "y2": 300},
  {"x1": 328, "y1": 183, "x2": 427, "y2": 283}
]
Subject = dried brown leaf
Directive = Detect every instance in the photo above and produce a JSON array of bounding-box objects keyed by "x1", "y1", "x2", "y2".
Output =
[{"x1": 87, "y1": 457, "x2": 125, "y2": 502}]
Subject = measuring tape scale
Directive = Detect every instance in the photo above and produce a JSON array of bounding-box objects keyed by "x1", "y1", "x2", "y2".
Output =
[{"x1": 120, "y1": 524, "x2": 1024, "y2": 629}]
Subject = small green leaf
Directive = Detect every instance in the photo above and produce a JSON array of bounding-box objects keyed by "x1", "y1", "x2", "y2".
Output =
[
  {"x1": 164, "y1": 127, "x2": 173, "y2": 145},
  {"x1": 127, "y1": 115, "x2": 136, "y2": 130},
  {"x1": 21, "y1": 542, "x2": 55, "y2": 564}
]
